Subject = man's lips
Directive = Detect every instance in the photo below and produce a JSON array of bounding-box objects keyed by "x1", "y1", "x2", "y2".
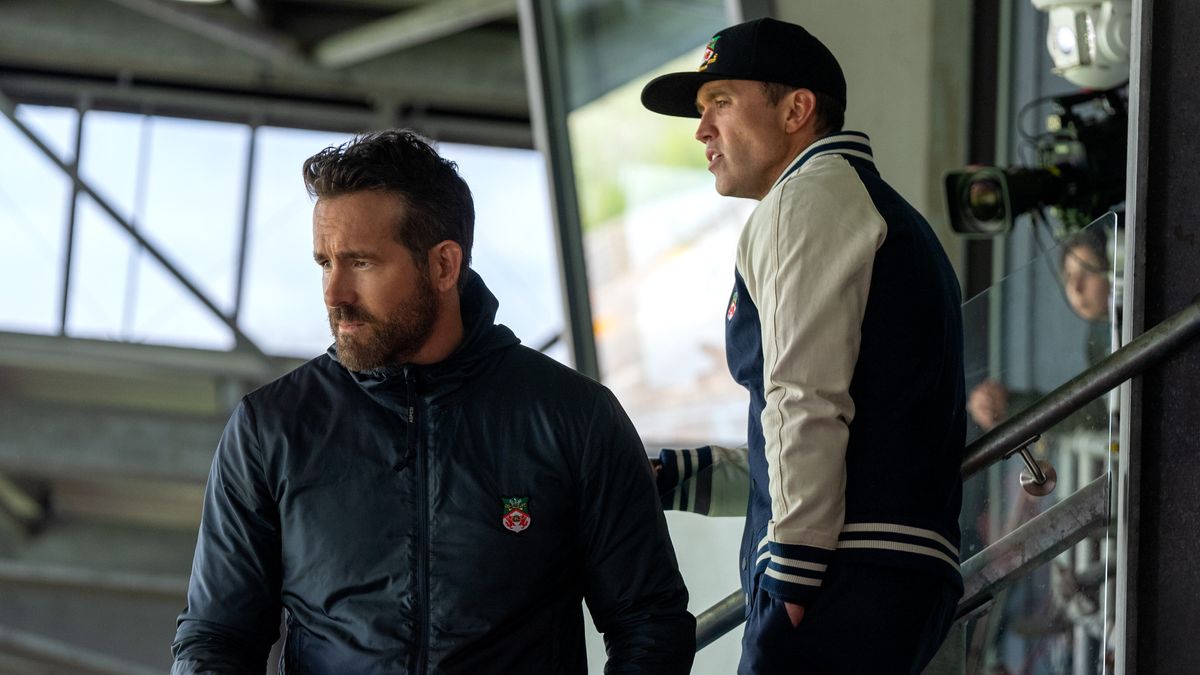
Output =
[
  {"x1": 338, "y1": 321, "x2": 366, "y2": 333},
  {"x1": 706, "y1": 149, "x2": 723, "y2": 168}
]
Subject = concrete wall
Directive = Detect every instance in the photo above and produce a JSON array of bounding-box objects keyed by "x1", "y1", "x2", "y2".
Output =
[{"x1": 774, "y1": 0, "x2": 972, "y2": 279}]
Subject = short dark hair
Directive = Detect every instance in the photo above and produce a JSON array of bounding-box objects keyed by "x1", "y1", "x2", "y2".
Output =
[
  {"x1": 1059, "y1": 227, "x2": 1109, "y2": 272},
  {"x1": 760, "y1": 82, "x2": 845, "y2": 135},
  {"x1": 303, "y1": 129, "x2": 475, "y2": 289}
]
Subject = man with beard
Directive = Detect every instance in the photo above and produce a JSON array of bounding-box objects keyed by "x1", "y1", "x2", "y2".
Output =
[{"x1": 171, "y1": 129, "x2": 695, "y2": 674}]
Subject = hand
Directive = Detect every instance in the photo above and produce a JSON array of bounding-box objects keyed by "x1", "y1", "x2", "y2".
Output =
[
  {"x1": 967, "y1": 379, "x2": 1009, "y2": 431},
  {"x1": 783, "y1": 601, "x2": 805, "y2": 627},
  {"x1": 649, "y1": 458, "x2": 662, "y2": 477}
]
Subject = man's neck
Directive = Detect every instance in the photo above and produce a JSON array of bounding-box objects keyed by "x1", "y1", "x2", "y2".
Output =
[{"x1": 409, "y1": 294, "x2": 465, "y2": 365}]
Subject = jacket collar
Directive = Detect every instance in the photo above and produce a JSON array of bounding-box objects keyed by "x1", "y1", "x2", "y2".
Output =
[
  {"x1": 330, "y1": 269, "x2": 520, "y2": 402},
  {"x1": 771, "y1": 130, "x2": 876, "y2": 192}
]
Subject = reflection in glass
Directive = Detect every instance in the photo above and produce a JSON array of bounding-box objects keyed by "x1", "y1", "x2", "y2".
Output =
[{"x1": 960, "y1": 214, "x2": 1119, "y2": 674}]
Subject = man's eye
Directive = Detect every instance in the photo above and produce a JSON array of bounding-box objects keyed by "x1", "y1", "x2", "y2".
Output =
[{"x1": 353, "y1": 260, "x2": 371, "y2": 269}]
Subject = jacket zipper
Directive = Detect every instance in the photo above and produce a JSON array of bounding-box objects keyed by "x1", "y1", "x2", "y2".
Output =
[{"x1": 406, "y1": 368, "x2": 431, "y2": 674}]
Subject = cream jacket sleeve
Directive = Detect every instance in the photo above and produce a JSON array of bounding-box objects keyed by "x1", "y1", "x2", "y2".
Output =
[{"x1": 738, "y1": 156, "x2": 886, "y2": 602}]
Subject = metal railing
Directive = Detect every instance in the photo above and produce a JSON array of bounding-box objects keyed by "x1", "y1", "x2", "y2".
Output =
[{"x1": 693, "y1": 296, "x2": 1200, "y2": 650}]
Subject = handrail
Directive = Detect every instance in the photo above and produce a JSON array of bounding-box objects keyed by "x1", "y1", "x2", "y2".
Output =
[
  {"x1": 956, "y1": 472, "x2": 1109, "y2": 619},
  {"x1": 693, "y1": 296, "x2": 1200, "y2": 651},
  {"x1": 962, "y1": 296, "x2": 1200, "y2": 478}
]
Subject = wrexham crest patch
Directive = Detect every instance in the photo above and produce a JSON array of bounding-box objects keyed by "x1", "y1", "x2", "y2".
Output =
[
  {"x1": 501, "y1": 496, "x2": 531, "y2": 533},
  {"x1": 698, "y1": 36, "x2": 720, "y2": 72},
  {"x1": 726, "y1": 289, "x2": 739, "y2": 321}
]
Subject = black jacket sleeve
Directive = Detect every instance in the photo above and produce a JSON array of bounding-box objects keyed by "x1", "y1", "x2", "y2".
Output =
[
  {"x1": 578, "y1": 389, "x2": 696, "y2": 674},
  {"x1": 172, "y1": 399, "x2": 283, "y2": 674}
]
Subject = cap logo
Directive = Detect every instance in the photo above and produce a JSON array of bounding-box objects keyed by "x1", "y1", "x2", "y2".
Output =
[{"x1": 698, "y1": 36, "x2": 720, "y2": 72}]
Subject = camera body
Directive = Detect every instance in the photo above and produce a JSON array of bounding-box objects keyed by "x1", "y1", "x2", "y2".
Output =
[{"x1": 944, "y1": 88, "x2": 1127, "y2": 237}]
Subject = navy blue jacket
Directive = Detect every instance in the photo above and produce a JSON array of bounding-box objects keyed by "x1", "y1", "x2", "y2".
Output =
[
  {"x1": 173, "y1": 272, "x2": 694, "y2": 674},
  {"x1": 660, "y1": 132, "x2": 965, "y2": 605}
]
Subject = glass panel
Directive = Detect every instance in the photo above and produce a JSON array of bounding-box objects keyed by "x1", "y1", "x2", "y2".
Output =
[
  {"x1": 0, "y1": 105, "x2": 76, "y2": 334},
  {"x1": 66, "y1": 193, "x2": 139, "y2": 341},
  {"x1": 240, "y1": 126, "x2": 350, "y2": 357},
  {"x1": 135, "y1": 116, "x2": 250, "y2": 318},
  {"x1": 960, "y1": 214, "x2": 1119, "y2": 674},
  {"x1": 545, "y1": 1, "x2": 735, "y2": 670},
  {"x1": 439, "y1": 142, "x2": 565, "y2": 356},
  {"x1": 65, "y1": 111, "x2": 248, "y2": 348}
]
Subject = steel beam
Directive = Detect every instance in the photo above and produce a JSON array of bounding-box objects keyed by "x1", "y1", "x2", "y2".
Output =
[
  {"x1": 0, "y1": 402, "x2": 223, "y2": 484},
  {"x1": 0, "y1": 560, "x2": 187, "y2": 600},
  {"x1": 0, "y1": 90, "x2": 271, "y2": 361},
  {"x1": 314, "y1": 0, "x2": 516, "y2": 68},
  {"x1": 102, "y1": 0, "x2": 301, "y2": 65},
  {"x1": 0, "y1": 624, "x2": 160, "y2": 675},
  {"x1": 516, "y1": 0, "x2": 599, "y2": 379},
  {"x1": 957, "y1": 473, "x2": 1110, "y2": 617}
]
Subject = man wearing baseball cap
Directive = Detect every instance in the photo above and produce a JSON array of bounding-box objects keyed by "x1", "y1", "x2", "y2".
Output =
[{"x1": 644, "y1": 17, "x2": 966, "y2": 673}]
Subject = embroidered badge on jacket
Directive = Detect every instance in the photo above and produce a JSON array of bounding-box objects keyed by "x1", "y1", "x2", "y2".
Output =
[
  {"x1": 501, "y1": 496, "x2": 531, "y2": 533},
  {"x1": 727, "y1": 289, "x2": 739, "y2": 321}
]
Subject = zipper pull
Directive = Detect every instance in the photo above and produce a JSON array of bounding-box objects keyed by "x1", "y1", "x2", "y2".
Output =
[{"x1": 403, "y1": 366, "x2": 415, "y2": 423}]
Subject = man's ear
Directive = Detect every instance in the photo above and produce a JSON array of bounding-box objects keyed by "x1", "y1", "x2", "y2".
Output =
[
  {"x1": 428, "y1": 241, "x2": 464, "y2": 293},
  {"x1": 784, "y1": 89, "x2": 819, "y2": 134}
]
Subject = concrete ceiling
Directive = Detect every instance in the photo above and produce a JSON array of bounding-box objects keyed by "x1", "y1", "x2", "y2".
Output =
[{"x1": 0, "y1": 0, "x2": 532, "y2": 147}]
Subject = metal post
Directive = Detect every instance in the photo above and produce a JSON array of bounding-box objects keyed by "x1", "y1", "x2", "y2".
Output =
[
  {"x1": 58, "y1": 99, "x2": 88, "y2": 335},
  {"x1": 515, "y1": 0, "x2": 599, "y2": 380},
  {"x1": 233, "y1": 123, "x2": 258, "y2": 323}
]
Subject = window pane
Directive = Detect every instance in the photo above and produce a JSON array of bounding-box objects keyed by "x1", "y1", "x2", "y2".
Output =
[
  {"x1": 136, "y1": 116, "x2": 249, "y2": 316},
  {"x1": 66, "y1": 194, "x2": 137, "y2": 340},
  {"x1": 440, "y1": 142, "x2": 564, "y2": 352},
  {"x1": 0, "y1": 105, "x2": 76, "y2": 334},
  {"x1": 241, "y1": 127, "x2": 351, "y2": 357},
  {"x1": 67, "y1": 112, "x2": 247, "y2": 348},
  {"x1": 570, "y1": 52, "x2": 752, "y2": 447}
]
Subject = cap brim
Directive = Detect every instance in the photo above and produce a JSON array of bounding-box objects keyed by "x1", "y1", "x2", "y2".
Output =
[{"x1": 640, "y1": 71, "x2": 725, "y2": 118}]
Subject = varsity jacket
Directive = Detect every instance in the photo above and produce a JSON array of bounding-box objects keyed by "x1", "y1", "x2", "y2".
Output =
[
  {"x1": 659, "y1": 132, "x2": 966, "y2": 606},
  {"x1": 172, "y1": 271, "x2": 695, "y2": 675}
]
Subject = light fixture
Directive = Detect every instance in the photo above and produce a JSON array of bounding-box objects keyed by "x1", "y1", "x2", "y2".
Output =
[{"x1": 1031, "y1": 0, "x2": 1131, "y2": 89}]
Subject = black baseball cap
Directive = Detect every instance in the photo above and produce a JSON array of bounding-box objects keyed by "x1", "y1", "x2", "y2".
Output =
[{"x1": 640, "y1": 17, "x2": 847, "y2": 119}]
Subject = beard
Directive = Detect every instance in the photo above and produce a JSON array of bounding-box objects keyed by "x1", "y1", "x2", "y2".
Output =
[{"x1": 328, "y1": 270, "x2": 440, "y2": 372}]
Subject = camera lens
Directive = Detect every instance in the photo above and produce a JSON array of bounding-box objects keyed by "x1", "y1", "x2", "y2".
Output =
[{"x1": 966, "y1": 179, "x2": 1005, "y2": 222}]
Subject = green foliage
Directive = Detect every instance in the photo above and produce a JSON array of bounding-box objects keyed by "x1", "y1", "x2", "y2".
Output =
[{"x1": 567, "y1": 52, "x2": 709, "y2": 233}]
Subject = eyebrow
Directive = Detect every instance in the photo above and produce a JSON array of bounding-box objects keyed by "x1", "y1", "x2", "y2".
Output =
[
  {"x1": 696, "y1": 86, "x2": 731, "y2": 110},
  {"x1": 313, "y1": 250, "x2": 375, "y2": 262}
]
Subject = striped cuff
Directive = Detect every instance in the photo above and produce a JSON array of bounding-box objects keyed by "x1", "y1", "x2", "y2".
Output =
[
  {"x1": 656, "y1": 446, "x2": 713, "y2": 513},
  {"x1": 836, "y1": 522, "x2": 961, "y2": 571},
  {"x1": 759, "y1": 540, "x2": 834, "y2": 605}
]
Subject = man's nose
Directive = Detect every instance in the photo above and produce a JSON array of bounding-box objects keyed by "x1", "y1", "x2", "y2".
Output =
[
  {"x1": 324, "y1": 267, "x2": 356, "y2": 308},
  {"x1": 695, "y1": 111, "x2": 714, "y2": 143}
]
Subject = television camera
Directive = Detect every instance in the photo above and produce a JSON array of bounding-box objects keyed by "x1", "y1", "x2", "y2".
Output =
[{"x1": 943, "y1": 0, "x2": 1131, "y2": 237}]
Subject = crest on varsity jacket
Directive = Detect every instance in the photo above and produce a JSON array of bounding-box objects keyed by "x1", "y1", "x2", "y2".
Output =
[
  {"x1": 727, "y1": 288, "x2": 739, "y2": 321},
  {"x1": 501, "y1": 496, "x2": 531, "y2": 533},
  {"x1": 698, "y1": 36, "x2": 719, "y2": 71}
]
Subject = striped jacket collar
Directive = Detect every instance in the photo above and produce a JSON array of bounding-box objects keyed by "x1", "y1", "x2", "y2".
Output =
[{"x1": 771, "y1": 130, "x2": 875, "y2": 191}]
